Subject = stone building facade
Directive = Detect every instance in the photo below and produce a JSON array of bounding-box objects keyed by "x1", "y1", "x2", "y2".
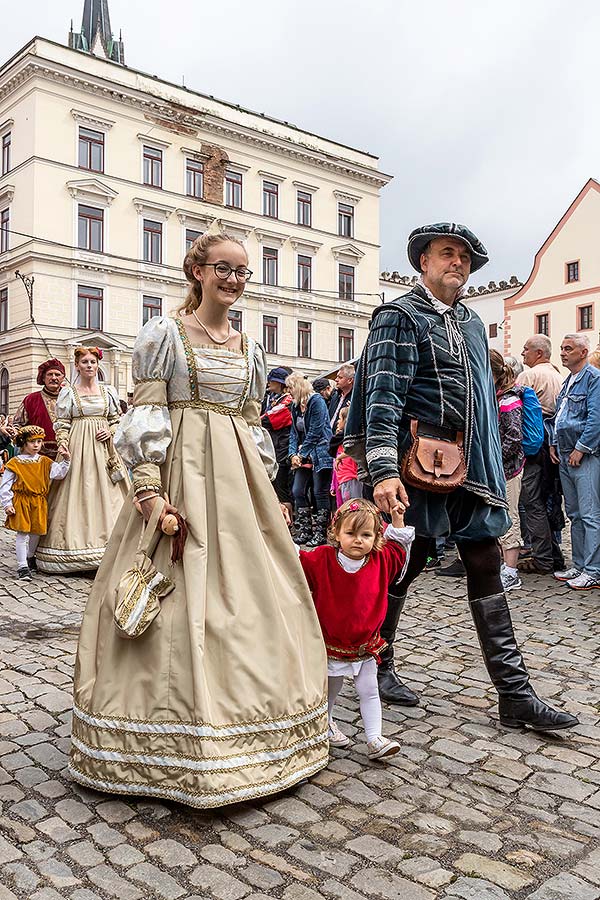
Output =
[{"x1": 0, "y1": 5, "x2": 390, "y2": 414}]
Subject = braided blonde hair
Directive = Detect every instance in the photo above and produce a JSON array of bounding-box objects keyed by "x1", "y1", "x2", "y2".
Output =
[{"x1": 179, "y1": 232, "x2": 247, "y2": 315}]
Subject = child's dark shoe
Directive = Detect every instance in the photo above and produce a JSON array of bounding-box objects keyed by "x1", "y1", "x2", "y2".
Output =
[
  {"x1": 17, "y1": 567, "x2": 31, "y2": 579},
  {"x1": 27, "y1": 557, "x2": 38, "y2": 573}
]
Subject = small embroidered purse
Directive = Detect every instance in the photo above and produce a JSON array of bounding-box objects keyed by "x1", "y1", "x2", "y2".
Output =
[
  {"x1": 401, "y1": 419, "x2": 466, "y2": 493},
  {"x1": 114, "y1": 499, "x2": 175, "y2": 639}
]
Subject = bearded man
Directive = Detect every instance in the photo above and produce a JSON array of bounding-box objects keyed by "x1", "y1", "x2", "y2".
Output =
[
  {"x1": 15, "y1": 359, "x2": 66, "y2": 459},
  {"x1": 345, "y1": 223, "x2": 577, "y2": 731}
]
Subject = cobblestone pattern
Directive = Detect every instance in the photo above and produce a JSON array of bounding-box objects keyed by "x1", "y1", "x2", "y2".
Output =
[{"x1": 0, "y1": 525, "x2": 599, "y2": 899}]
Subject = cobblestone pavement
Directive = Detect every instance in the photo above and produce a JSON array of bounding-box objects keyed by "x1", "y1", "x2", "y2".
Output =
[{"x1": 1, "y1": 525, "x2": 600, "y2": 900}]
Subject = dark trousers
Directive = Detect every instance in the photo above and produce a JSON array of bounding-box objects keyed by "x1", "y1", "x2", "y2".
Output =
[
  {"x1": 520, "y1": 455, "x2": 563, "y2": 571},
  {"x1": 292, "y1": 467, "x2": 332, "y2": 511},
  {"x1": 395, "y1": 536, "x2": 502, "y2": 601}
]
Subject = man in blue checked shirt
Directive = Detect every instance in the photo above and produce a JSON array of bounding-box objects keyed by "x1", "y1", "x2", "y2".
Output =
[{"x1": 551, "y1": 334, "x2": 600, "y2": 590}]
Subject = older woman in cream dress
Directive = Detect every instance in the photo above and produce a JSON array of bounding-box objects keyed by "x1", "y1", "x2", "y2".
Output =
[{"x1": 69, "y1": 234, "x2": 328, "y2": 809}]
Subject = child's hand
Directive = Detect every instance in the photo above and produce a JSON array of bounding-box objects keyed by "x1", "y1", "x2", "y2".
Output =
[
  {"x1": 5, "y1": 505, "x2": 15, "y2": 516},
  {"x1": 279, "y1": 503, "x2": 292, "y2": 526},
  {"x1": 59, "y1": 449, "x2": 71, "y2": 462},
  {"x1": 390, "y1": 503, "x2": 405, "y2": 529}
]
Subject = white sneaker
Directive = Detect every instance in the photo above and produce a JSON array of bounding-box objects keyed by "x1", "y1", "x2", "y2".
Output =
[
  {"x1": 566, "y1": 572, "x2": 600, "y2": 591},
  {"x1": 554, "y1": 567, "x2": 581, "y2": 582},
  {"x1": 328, "y1": 721, "x2": 350, "y2": 748},
  {"x1": 501, "y1": 569, "x2": 522, "y2": 592},
  {"x1": 367, "y1": 735, "x2": 401, "y2": 760}
]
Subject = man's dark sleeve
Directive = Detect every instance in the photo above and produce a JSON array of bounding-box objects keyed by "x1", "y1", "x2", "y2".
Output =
[{"x1": 364, "y1": 309, "x2": 419, "y2": 486}]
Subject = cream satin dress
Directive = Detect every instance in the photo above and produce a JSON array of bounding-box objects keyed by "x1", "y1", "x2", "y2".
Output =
[
  {"x1": 37, "y1": 384, "x2": 128, "y2": 573},
  {"x1": 69, "y1": 316, "x2": 328, "y2": 809}
]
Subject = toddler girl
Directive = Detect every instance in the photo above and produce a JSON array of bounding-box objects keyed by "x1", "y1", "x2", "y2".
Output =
[
  {"x1": 0, "y1": 425, "x2": 70, "y2": 578},
  {"x1": 298, "y1": 498, "x2": 414, "y2": 760}
]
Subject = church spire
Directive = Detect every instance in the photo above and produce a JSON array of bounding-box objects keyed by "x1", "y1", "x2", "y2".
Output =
[{"x1": 69, "y1": 0, "x2": 125, "y2": 65}]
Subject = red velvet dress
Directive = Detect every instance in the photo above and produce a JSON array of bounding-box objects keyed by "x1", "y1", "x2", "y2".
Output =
[{"x1": 299, "y1": 539, "x2": 407, "y2": 662}]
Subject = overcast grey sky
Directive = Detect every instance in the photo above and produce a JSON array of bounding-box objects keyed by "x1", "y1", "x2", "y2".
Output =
[{"x1": 3, "y1": 0, "x2": 599, "y2": 282}]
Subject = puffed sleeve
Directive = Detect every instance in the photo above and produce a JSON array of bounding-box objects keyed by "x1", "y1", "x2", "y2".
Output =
[
  {"x1": 242, "y1": 340, "x2": 278, "y2": 480},
  {"x1": 114, "y1": 317, "x2": 176, "y2": 495},
  {"x1": 54, "y1": 386, "x2": 75, "y2": 448}
]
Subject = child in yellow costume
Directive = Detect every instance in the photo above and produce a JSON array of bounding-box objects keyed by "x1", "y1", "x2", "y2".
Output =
[{"x1": 0, "y1": 425, "x2": 70, "y2": 579}]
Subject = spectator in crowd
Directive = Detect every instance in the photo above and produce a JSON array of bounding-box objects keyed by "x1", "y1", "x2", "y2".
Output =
[
  {"x1": 589, "y1": 350, "x2": 600, "y2": 369},
  {"x1": 0, "y1": 415, "x2": 17, "y2": 476},
  {"x1": 287, "y1": 374, "x2": 333, "y2": 547},
  {"x1": 504, "y1": 355, "x2": 524, "y2": 376},
  {"x1": 345, "y1": 221, "x2": 577, "y2": 729},
  {"x1": 490, "y1": 350, "x2": 526, "y2": 592},
  {"x1": 330, "y1": 406, "x2": 363, "y2": 506},
  {"x1": 516, "y1": 335, "x2": 565, "y2": 574},
  {"x1": 261, "y1": 367, "x2": 294, "y2": 518},
  {"x1": 313, "y1": 377, "x2": 333, "y2": 403},
  {"x1": 551, "y1": 334, "x2": 600, "y2": 590},
  {"x1": 329, "y1": 364, "x2": 355, "y2": 432},
  {"x1": 15, "y1": 359, "x2": 66, "y2": 460}
]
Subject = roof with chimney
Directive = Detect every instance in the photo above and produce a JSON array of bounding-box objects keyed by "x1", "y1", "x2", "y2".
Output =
[{"x1": 69, "y1": 0, "x2": 124, "y2": 65}]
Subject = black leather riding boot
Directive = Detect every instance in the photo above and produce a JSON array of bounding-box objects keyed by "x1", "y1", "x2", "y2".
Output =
[
  {"x1": 469, "y1": 592, "x2": 578, "y2": 731},
  {"x1": 377, "y1": 588, "x2": 420, "y2": 706}
]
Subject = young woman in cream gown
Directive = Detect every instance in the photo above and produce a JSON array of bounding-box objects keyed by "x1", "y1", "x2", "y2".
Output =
[
  {"x1": 69, "y1": 234, "x2": 328, "y2": 808},
  {"x1": 37, "y1": 348, "x2": 128, "y2": 573}
]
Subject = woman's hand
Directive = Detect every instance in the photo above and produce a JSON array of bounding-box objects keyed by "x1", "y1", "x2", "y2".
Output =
[
  {"x1": 95, "y1": 427, "x2": 111, "y2": 443},
  {"x1": 137, "y1": 494, "x2": 178, "y2": 524}
]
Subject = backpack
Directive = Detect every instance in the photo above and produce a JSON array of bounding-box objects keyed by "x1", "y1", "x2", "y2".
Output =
[{"x1": 518, "y1": 385, "x2": 544, "y2": 457}]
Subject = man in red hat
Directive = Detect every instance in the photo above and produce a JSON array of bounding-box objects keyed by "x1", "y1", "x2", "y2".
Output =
[{"x1": 15, "y1": 359, "x2": 66, "y2": 459}]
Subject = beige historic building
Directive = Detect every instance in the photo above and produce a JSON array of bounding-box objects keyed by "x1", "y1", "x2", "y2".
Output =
[
  {"x1": 505, "y1": 178, "x2": 600, "y2": 365},
  {"x1": 0, "y1": 1, "x2": 391, "y2": 414},
  {"x1": 379, "y1": 272, "x2": 521, "y2": 353}
]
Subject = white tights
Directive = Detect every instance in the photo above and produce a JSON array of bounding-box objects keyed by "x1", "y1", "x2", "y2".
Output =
[
  {"x1": 328, "y1": 657, "x2": 382, "y2": 742},
  {"x1": 15, "y1": 532, "x2": 40, "y2": 569}
]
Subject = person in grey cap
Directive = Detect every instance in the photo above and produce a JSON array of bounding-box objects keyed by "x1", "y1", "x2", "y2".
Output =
[{"x1": 345, "y1": 223, "x2": 578, "y2": 731}]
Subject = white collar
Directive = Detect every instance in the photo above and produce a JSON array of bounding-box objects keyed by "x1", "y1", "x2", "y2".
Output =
[
  {"x1": 337, "y1": 550, "x2": 368, "y2": 573},
  {"x1": 17, "y1": 453, "x2": 40, "y2": 461},
  {"x1": 417, "y1": 277, "x2": 467, "y2": 314}
]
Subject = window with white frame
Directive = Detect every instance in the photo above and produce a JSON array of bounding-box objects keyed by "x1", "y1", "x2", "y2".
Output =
[
  {"x1": 77, "y1": 285, "x2": 103, "y2": 330},
  {"x1": 0, "y1": 208, "x2": 9, "y2": 254},
  {"x1": 143, "y1": 145, "x2": 163, "y2": 188},
  {"x1": 339, "y1": 327, "x2": 354, "y2": 361},
  {"x1": 338, "y1": 203, "x2": 354, "y2": 238},
  {"x1": 225, "y1": 170, "x2": 243, "y2": 209},
  {"x1": 338, "y1": 264, "x2": 355, "y2": 300},
  {"x1": 298, "y1": 321, "x2": 311, "y2": 358},
  {"x1": 1, "y1": 132, "x2": 10, "y2": 175},
  {"x1": 185, "y1": 228, "x2": 202, "y2": 252},
  {"x1": 297, "y1": 191, "x2": 312, "y2": 227},
  {"x1": 228, "y1": 308, "x2": 243, "y2": 332},
  {"x1": 0, "y1": 287, "x2": 7, "y2": 333},
  {"x1": 262, "y1": 181, "x2": 279, "y2": 218},
  {"x1": 78, "y1": 204, "x2": 104, "y2": 252},
  {"x1": 142, "y1": 295, "x2": 162, "y2": 324},
  {"x1": 186, "y1": 158, "x2": 203, "y2": 199},
  {"x1": 143, "y1": 219, "x2": 162, "y2": 263},
  {"x1": 0, "y1": 368, "x2": 8, "y2": 416},
  {"x1": 263, "y1": 247, "x2": 278, "y2": 285},
  {"x1": 297, "y1": 255, "x2": 312, "y2": 291},
  {"x1": 263, "y1": 316, "x2": 278, "y2": 353},
  {"x1": 78, "y1": 127, "x2": 104, "y2": 173}
]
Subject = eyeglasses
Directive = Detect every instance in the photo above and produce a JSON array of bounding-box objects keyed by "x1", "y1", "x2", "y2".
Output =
[{"x1": 202, "y1": 263, "x2": 253, "y2": 282}]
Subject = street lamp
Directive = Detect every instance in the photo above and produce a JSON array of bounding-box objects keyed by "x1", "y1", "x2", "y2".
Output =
[{"x1": 15, "y1": 270, "x2": 35, "y2": 322}]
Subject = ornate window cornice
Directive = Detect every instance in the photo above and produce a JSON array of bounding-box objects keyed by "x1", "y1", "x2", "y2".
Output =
[
  {"x1": 258, "y1": 170, "x2": 286, "y2": 184},
  {"x1": 176, "y1": 208, "x2": 215, "y2": 230},
  {"x1": 216, "y1": 218, "x2": 254, "y2": 241},
  {"x1": 137, "y1": 133, "x2": 171, "y2": 150},
  {"x1": 66, "y1": 177, "x2": 118, "y2": 206},
  {"x1": 0, "y1": 118, "x2": 14, "y2": 134},
  {"x1": 71, "y1": 109, "x2": 114, "y2": 131},
  {"x1": 334, "y1": 190, "x2": 361, "y2": 205},
  {"x1": 290, "y1": 237, "x2": 323, "y2": 254},
  {"x1": 292, "y1": 181, "x2": 319, "y2": 194},
  {"x1": 255, "y1": 228, "x2": 287, "y2": 248},
  {"x1": 332, "y1": 243, "x2": 364, "y2": 264},
  {"x1": 133, "y1": 197, "x2": 175, "y2": 221},
  {"x1": 0, "y1": 184, "x2": 15, "y2": 205}
]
